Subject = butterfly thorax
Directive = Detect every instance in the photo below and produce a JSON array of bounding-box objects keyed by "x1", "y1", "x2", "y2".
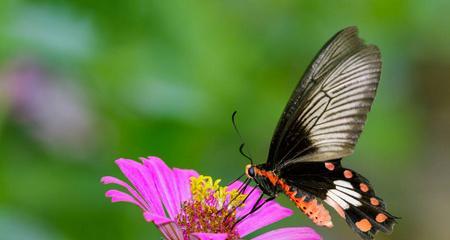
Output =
[{"x1": 252, "y1": 164, "x2": 333, "y2": 227}]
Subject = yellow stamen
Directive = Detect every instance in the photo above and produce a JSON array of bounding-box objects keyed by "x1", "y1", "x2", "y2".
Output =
[
  {"x1": 177, "y1": 175, "x2": 248, "y2": 240},
  {"x1": 190, "y1": 175, "x2": 247, "y2": 208}
]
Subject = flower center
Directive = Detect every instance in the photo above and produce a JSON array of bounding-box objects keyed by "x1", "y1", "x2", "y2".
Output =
[{"x1": 176, "y1": 175, "x2": 247, "y2": 240}]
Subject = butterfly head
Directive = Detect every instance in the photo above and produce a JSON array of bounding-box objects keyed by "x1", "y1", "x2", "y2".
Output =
[
  {"x1": 245, "y1": 164, "x2": 256, "y2": 179},
  {"x1": 244, "y1": 164, "x2": 281, "y2": 197}
]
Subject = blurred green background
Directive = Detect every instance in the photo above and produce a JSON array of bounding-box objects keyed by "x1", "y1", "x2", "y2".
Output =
[{"x1": 1, "y1": 1, "x2": 449, "y2": 239}]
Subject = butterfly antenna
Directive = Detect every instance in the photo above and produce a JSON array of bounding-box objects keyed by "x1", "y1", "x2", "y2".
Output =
[
  {"x1": 232, "y1": 111, "x2": 254, "y2": 165},
  {"x1": 239, "y1": 143, "x2": 253, "y2": 165}
]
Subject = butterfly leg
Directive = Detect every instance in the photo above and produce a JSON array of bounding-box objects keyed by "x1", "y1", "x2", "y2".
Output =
[
  {"x1": 224, "y1": 180, "x2": 258, "y2": 221},
  {"x1": 250, "y1": 194, "x2": 275, "y2": 214},
  {"x1": 232, "y1": 193, "x2": 276, "y2": 228}
]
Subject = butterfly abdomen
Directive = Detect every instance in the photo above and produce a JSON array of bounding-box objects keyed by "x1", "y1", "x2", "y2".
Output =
[{"x1": 282, "y1": 183, "x2": 333, "y2": 228}]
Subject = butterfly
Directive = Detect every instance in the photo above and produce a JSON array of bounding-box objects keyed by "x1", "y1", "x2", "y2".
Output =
[{"x1": 239, "y1": 26, "x2": 397, "y2": 240}]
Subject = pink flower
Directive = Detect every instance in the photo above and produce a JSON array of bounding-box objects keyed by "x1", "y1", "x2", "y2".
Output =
[{"x1": 101, "y1": 156, "x2": 322, "y2": 240}]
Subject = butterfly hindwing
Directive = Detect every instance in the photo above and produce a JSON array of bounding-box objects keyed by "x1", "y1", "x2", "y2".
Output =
[{"x1": 279, "y1": 160, "x2": 397, "y2": 240}]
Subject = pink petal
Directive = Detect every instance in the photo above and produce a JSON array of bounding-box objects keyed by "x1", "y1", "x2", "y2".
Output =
[
  {"x1": 101, "y1": 176, "x2": 148, "y2": 211},
  {"x1": 251, "y1": 227, "x2": 322, "y2": 240},
  {"x1": 104, "y1": 189, "x2": 144, "y2": 209},
  {"x1": 142, "y1": 157, "x2": 181, "y2": 219},
  {"x1": 143, "y1": 212, "x2": 173, "y2": 224},
  {"x1": 190, "y1": 233, "x2": 229, "y2": 240},
  {"x1": 155, "y1": 219, "x2": 184, "y2": 240},
  {"x1": 115, "y1": 159, "x2": 165, "y2": 216},
  {"x1": 236, "y1": 198, "x2": 293, "y2": 237},
  {"x1": 173, "y1": 168, "x2": 199, "y2": 203}
]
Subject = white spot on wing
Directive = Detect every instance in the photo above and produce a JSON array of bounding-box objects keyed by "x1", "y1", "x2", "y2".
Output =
[
  {"x1": 330, "y1": 189, "x2": 362, "y2": 207},
  {"x1": 336, "y1": 186, "x2": 362, "y2": 198},
  {"x1": 327, "y1": 191, "x2": 350, "y2": 209},
  {"x1": 334, "y1": 180, "x2": 353, "y2": 189}
]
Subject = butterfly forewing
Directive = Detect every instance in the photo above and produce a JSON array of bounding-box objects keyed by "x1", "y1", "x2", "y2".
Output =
[{"x1": 268, "y1": 27, "x2": 381, "y2": 170}]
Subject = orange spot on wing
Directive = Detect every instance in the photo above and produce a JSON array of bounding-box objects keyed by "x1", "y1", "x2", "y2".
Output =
[
  {"x1": 370, "y1": 197, "x2": 380, "y2": 206},
  {"x1": 376, "y1": 213, "x2": 388, "y2": 223},
  {"x1": 360, "y1": 183, "x2": 369, "y2": 192},
  {"x1": 343, "y1": 170, "x2": 353, "y2": 179},
  {"x1": 325, "y1": 162, "x2": 335, "y2": 171},
  {"x1": 355, "y1": 219, "x2": 372, "y2": 232}
]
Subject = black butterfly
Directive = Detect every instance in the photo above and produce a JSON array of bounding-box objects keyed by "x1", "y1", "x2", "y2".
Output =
[{"x1": 239, "y1": 27, "x2": 397, "y2": 240}]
